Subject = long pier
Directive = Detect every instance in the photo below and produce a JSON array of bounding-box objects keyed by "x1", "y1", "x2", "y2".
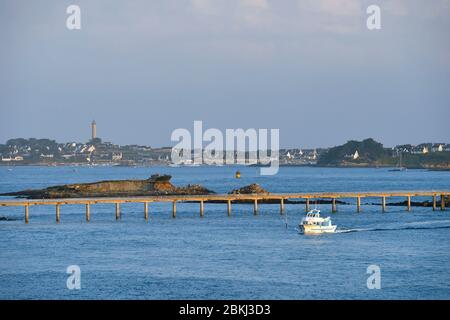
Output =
[{"x1": 0, "y1": 190, "x2": 448, "y2": 223}]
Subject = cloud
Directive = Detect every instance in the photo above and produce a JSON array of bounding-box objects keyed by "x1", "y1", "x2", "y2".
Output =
[
  {"x1": 190, "y1": 0, "x2": 217, "y2": 15},
  {"x1": 300, "y1": 0, "x2": 361, "y2": 16},
  {"x1": 297, "y1": 0, "x2": 362, "y2": 34},
  {"x1": 236, "y1": 0, "x2": 271, "y2": 27},
  {"x1": 382, "y1": 1, "x2": 409, "y2": 16},
  {"x1": 239, "y1": 0, "x2": 269, "y2": 10}
]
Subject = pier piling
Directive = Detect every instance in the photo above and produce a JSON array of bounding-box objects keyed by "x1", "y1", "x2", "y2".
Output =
[
  {"x1": 433, "y1": 195, "x2": 437, "y2": 211},
  {"x1": 332, "y1": 198, "x2": 337, "y2": 213},
  {"x1": 172, "y1": 201, "x2": 177, "y2": 218},
  {"x1": 253, "y1": 199, "x2": 258, "y2": 215},
  {"x1": 407, "y1": 195, "x2": 411, "y2": 212},
  {"x1": 280, "y1": 199, "x2": 285, "y2": 215},
  {"x1": 305, "y1": 199, "x2": 310, "y2": 212},
  {"x1": 86, "y1": 203, "x2": 90, "y2": 222},
  {"x1": 357, "y1": 196, "x2": 361, "y2": 213},
  {"x1": 56, "y1": 204, "x2": 61, "y2": 223},
  {"x1": 227, "y1": 200, "x2": 231, "y2": 216},
  {"x1": 25, "y1": 205, "x2": 29, "y2": 224},
  {"x1": 115, "y1": 203, "x2": 121, "y2": 220},
  {"x1": 441, "y1": 194, "x2": 446, "y2": 211},
  {"x1": 200, "y1": 201, "x2": 204, "y2": 217},
  {"x1": 382, "y1": 196, "x2": 386, "y2": 213},
  {"x1": 144, "y1": 202, "x2": 149, "y2": 221}
]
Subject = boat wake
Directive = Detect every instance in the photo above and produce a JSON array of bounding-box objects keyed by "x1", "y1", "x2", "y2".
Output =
[
  {"x1": 336, "y1": 221, "x2": 450, "y2": 234},
  {"x1": 334, "y1": 228, "x2": 365, "y2": 233}
]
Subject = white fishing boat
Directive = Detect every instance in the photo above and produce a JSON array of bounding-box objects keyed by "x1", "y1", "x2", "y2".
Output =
[{"x1": 299, "y1": 209, "x2": 337, "y2": 234}]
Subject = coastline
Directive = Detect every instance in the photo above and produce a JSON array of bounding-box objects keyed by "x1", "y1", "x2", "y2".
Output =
[{"x1": 2, "y1": 162, "x2": 450, "y2": 171}]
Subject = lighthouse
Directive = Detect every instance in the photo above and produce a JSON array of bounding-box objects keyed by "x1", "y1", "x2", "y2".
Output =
[{"x1": 91, "y1": 120, "x2": 97, "y2": 140}]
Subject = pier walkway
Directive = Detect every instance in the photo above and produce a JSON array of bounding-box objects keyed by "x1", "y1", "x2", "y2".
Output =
[{"x1": 0, "y1": 190, "x2": 449, "y2": 223}]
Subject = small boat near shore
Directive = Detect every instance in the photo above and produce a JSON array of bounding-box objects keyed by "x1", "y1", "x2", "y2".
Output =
[
  {"x1": 299, "y1": 209, "x2": 337, "y2": 234},
  {"x1": 389, "y1": 152, "x2": 407, "y2": 172}
]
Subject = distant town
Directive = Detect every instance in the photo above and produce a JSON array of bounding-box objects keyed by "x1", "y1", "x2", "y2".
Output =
[{"x1": 1, "y1": 121, "x2": 449, "y2": 169}]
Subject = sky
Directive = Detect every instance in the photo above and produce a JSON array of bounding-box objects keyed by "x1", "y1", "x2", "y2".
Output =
[{"x1": 0, "y1": 0, "x2": 449, "y2": 148}]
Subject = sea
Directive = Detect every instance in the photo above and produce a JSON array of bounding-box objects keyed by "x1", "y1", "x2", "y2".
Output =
[{"x1": 0, "y1": 165, "x2": 449, "y2": 299}]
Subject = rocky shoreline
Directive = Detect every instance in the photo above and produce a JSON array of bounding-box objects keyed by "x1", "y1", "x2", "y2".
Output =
[{"x1": 0, "y1": 174, "x2": 214, "y2": 199}]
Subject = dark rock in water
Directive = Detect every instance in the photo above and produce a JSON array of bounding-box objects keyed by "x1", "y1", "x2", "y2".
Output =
[
  {"x1": 0, "y1": 216, "x2": 18, "y2": 221},
  {"x1": 0, "y1": 174, "x2": 215, "y2": 199},
  {"x1": 228, "y1": 184, "x2": 269, "y2": 195},
  {"x1": 385, "y1": 200, "x2": 433, "y2": 207},
  {"x1": 178, "y1": 184, "x2": 213, "y2": 195},
  {"x1": 382, "y1": 197, "x2": 450, "y2": 207}
]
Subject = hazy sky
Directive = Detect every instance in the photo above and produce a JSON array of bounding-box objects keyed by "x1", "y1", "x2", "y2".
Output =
[{"x1": 1, "y1": 0, "x2": 449, "y2": 148}]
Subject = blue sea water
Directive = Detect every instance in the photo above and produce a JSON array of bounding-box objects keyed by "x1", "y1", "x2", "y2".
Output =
[{"x1": 0, "y1": 165, "x2": 449, "y2": 299}]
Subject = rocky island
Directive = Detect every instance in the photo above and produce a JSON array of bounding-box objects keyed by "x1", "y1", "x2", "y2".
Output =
[
  {"x1": 228, "y1": 183, "x2": 270, "y2": 195},
  {"x1": 1, "y1": 174, "x2": 214, "y2": 199}
]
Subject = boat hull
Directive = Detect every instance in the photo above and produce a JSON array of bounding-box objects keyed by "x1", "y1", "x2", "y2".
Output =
[{"x1": 299, "y1": 224, "x2": 337, "y2": 234}]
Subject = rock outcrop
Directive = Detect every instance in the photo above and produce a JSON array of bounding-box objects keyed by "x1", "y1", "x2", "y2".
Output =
[
  {"x1": 228, "y1": 183, "x2": 269, "y2": 195},
  {"x1": 1, "y1": 174, "x2": 214, "y2": 199}
]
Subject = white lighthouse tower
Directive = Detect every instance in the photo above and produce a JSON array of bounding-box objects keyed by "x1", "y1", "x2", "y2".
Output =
[{"x1": 91, "y1": 120, "x2": 97, "y2": 140}]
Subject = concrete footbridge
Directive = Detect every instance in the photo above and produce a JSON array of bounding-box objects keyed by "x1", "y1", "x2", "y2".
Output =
[{"x1": 0, "y1": 190, "x2": 449, "y2": 223}]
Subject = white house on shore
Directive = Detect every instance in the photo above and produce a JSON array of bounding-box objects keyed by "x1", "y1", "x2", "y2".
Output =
[{"x1": 1, "y1": 156, "x2": 24, "y2": 162}]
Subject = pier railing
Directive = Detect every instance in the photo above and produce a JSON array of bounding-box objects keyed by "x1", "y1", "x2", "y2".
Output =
[{"x1": 0, "y1": 190, "x2": 449, "y2": 223}]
